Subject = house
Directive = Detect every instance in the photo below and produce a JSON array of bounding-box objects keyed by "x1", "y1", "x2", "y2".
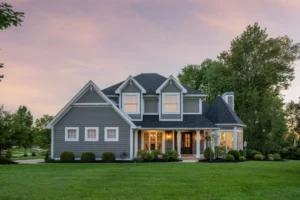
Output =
[{"x1": 46, "y1": 73, "x2": 245, "y2": 160}]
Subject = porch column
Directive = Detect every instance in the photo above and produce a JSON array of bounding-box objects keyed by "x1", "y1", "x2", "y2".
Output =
[
  {"x1": 196, "y1": 130, "x2": 200, "y2": 159},
  {"x1": 177, "y1": 130, "x2": 181, "y2": 158},
  {"x1": 134, "y1": 130, "x2": 138, "y2": 157},
  {"x1": 203, "y1": 132, "x2": 206, "y2": 150},
  {"x1": 233, "y1": 127, "x2": 237, "y2": 150},
  {"x1": 217, "y1": 130, "x2": 221, "y2": 146}
]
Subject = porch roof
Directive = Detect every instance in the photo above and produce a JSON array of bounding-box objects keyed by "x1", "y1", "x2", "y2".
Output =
[{"x1": 133, "y1": 115, "x2": 217, "y2": 128}]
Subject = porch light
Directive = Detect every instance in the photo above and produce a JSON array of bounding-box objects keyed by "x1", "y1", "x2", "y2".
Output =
[
  {"x1": 244, "y1": 140, "x2": 247, "y2": 147},
  {"x1": 166, "y1": 133, "x2": 171, "y2": 140}
]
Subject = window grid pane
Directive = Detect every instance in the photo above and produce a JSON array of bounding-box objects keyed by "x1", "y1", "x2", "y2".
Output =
[
  {"x1": 68, "y1": 129, "x2": 77, "y2": 139},
  {"x1": 87, "y1": 129, "x2": 96, "y2": 139},
  {"x1": 107, "y1": 129, "x2": 117, "y2": 139}
]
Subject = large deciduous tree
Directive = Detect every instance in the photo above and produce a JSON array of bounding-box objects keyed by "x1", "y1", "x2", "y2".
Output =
[
  {"x1": 178, "y1": 23, "x2": 300, "y2": 152},
  {"x1": 0, "y1": 2, "x2": 24, "y2": 81},
  {"x1": 285, "y1": 98, "x2": 300, "y2": 144},
  {"x1": 0, "y1": 105, "x2": 14, "y2": 151},
  {"x1": 33, "y1": 115, "x2": 53, "y2": 149}
]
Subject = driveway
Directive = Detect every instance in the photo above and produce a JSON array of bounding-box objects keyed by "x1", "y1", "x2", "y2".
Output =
[{"x1": 15, "y1": 159, "x2": 44, "y2": 164}]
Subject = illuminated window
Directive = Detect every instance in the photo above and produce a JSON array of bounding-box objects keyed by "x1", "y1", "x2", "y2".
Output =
[
  {"x1": 122, "y1": 93, "x2": 140, "y2": 114},
  {"x1": 65, "y1": 127, "x2": 79, "y2": 141},
  {"x1": 237, "y1": 132, "x2": 243, "y2": 149},
  {"x1": 143, "y1": 131, "x2": 163, "y2": 151},
  {"x1": 104, "y1": 127, "x2": 119, "y2": 142},
  {"x1": 162, "y1": 93, "x2": 180, "y2": 114},
  {"x1": 85, "y1": 127, "x2": 99, "y2": 141},
  {"x1": 220, "y1": 132, "x2": 233, "y2": 151}
]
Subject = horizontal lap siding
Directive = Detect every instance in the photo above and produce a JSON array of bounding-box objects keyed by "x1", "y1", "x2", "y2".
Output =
[
  {"x1": 53, "y1": 107, "x2": 130, "y2": 159},
  {"x1": 183, "y1": 98, "x2": 199, "y2": 113},
  {"x1": 144, "y1": 97, "x2": 158, "y2": 113},
  {"x1": 76, "y1": 88, "x2": 106, "y2": 103}
]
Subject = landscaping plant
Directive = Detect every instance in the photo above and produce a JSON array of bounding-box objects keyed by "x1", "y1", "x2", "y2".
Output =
[
  {"x1": 60, "y1": 151, "x2": 75, "y2": 161},
  {"x1": 101, "y1": 152, "x2": 115, "y2": 162},
  {"x1": 228, "y1": 150, "x2": 241, "y2": 160},
  {"x1": 225, "y1": 154, "x2": 234, "y2": 161},
  {"x1": 81, "y1": 152, "x2": 95, "y2": 162},
  {"x1": 204, "y1": 147, "x2": 214, "y2": 160}
]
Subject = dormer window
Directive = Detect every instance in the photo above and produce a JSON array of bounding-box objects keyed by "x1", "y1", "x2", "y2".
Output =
[
  {"x1": 162, "y1": 93, "x2": 180, "y2": 114},
  {"x1": 122, "y1": 93, "x2": 140, "y2": 114}
]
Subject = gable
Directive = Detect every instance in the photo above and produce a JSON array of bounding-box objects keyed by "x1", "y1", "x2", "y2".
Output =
[
  {"x1": 122, "y1": 81, "x2": 141, "y2": 93},
  {"x1": 161, "y1": 80, "x2": 181, "y2": 93},
  {"x1": 76, "y1": 87, "x2": 107, "y2": 103}
]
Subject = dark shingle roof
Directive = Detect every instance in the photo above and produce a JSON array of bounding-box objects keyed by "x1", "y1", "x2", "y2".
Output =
[
  {"x1": 205, "y1": 95, "x2": 244, "y2": 125},
  {"x1": 134, "y1": 115, "x2": 217, "y2": 128},
  {"x1": 102, "y1": 73, "x2": 204, "y2": 95}
]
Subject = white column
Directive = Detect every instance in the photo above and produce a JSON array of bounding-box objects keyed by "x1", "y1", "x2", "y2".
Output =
[
  {"x1": 177, "y1": 130, "x2": 181, "y2": 158},
  {"x1": 233, "y1": 127, "x2": 237, "y2": 150},
  {"x1": 134, "y1": 130, "x2": 138, "y2": 157},
  {"x1": 196, "y1": 130, "x2": 200, "y2": 158},
  {"x1": 172, "y1": 130, "x2": 175, "y2": 150},
  {"x1": 203, "y1": 132, "x2": 206, "y2": 150},
  {"x1": 217, "y1": 130, "x2": 221, "y2": 146}
]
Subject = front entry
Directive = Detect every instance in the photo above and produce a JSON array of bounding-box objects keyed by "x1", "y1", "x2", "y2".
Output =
[{"x1": 181, "y1": 132, "x2": 192, "y2": 154}]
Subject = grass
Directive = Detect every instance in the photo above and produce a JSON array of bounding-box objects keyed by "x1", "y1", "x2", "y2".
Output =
[
  {"x1": 0, "y1": 161, "x2": 299, "y2": 200},
  {"x1": 10, "y1": 147, "x2": 46, "y2": 160},
  {"x1": 11, "y1": 155, "x2": 44, "y2": 160}
]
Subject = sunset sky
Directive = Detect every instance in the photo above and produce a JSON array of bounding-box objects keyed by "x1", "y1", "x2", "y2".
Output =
[{"x1": 1, "y1": 0, "x2": 300, "y2": 118}]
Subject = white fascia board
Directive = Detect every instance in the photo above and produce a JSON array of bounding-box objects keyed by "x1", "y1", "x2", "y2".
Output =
[
  {"x1": 216, "y1": 123, "x2": 246, "y2": 127},
  {"x1": 137, "y1": 127, "x2": 220, "y2": 130},
  {"x1": 115, "y1": 75, "x2": 146, "y2": 94},
  {"x1": 156, "y1": 75, "x2": 187, "y2": 94},
  {"x1": 184, "y1": 94, "x2": 208, "y2": 97}
]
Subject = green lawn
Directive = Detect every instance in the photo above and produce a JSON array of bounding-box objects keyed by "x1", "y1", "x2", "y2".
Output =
[
  {"x1": 11, "y1": 155, "x2": 44, "y2": 160},
  {"x1": 0, "y1": 161, "x2": 299, "y2": 200}
]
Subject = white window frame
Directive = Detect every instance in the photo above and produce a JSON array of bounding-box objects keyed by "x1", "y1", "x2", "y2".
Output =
[
  {"x1": 122, "y1": 93, "x2": 140, "y2": 114},
  {"x1": 104, "y1": 127, "x2": 119, "y2": 142},
  {"x1": 84, "y1": 127, "x2": 99, "y2": 141},
  {"x1": 65, "y1": 127, "x2": 79, "y2": 142},
  {"x1": 162, "y1": 93, "x2": 180, "y2": 114}
]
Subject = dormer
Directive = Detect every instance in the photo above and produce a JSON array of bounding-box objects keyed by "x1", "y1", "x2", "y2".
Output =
[
  {"x1": 115, "y1": 75, "x2": 146, "y2": 121},
  {"x1": 222, "y1": 92, "x2": 234, "y2": 111}
]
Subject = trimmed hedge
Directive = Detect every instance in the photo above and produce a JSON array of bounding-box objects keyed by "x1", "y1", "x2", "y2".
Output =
[
  {"x1": 226, "y1": 154, "x2": 234, "y2": 161},
  {"x1": 60, "y1": 151, "x2": 75, "y2": 161},
  {"x1": 81, "y1": 152, "x2": 95, "y2": 162},
  {"x1": 254, "y1": 154, "x2": 264, "y2": 160},
  {"x1": 273, "y1": 153, "x2": 281, "y2": 160},
  {"x1": 239, "y1": 156, "x2": 246, "y2": 161},
  {"x1": 228, "y1": 150, "x2": 241, "y2": 160},
  {"x1": 204, "y1": 147, "x2": 214, "y2": 160},
  {"x1": 102, "y1": 152, "x2": 115, "y2": 162}
]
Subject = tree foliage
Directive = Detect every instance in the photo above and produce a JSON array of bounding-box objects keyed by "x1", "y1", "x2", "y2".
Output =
[
  {"x1": 33, "y1": 115, "x2": 53, "y2": 149},
  {"x1": 0, "y1": 105, "x2": 14, "y2": 150},
  {"x1": 178, "y1": 23, "x2": 300, "y2": 152},
  {"x1": 285, "y1": 98, "x2": 300, "y2": 143}
]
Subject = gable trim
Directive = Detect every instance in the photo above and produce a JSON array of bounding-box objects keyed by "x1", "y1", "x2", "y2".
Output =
[
  {"x1": 156, "y1": 75, "x2": 187, "y2": 94},
  {"x1": 115, "y1": 75, "x2": 146, "y2": 94}
]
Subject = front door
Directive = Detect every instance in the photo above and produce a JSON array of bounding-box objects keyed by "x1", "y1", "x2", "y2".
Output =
[{"x1": 181, "y1": 132, "x2": 192, "y2": 154}]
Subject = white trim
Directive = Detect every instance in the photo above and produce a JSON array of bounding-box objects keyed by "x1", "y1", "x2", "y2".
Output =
[
  {"x1": 73, "y1": 103, "x2": 110, "y2": 106},
  {"x1": 162, "y1": 131, "x2": 165, "y2": 153},
  {"x1": 46, "y1": 80, "x2": 136, "y2": 129},
  {"x1": 141, "y1": 131, "x2": 144, "y2": 150},
  {"x1": 233, "y1": 127, "x2": 237, "y2": 150},
  {"x1": 65, "y1": 127, "x2": 79, "y2": 142},
  {"x1": 138, "y1": 127, "x2": 220, "y2": 130},
  {"x1": 84, "y1": 127, "x2": 99, "y2": 141},
  {"x1": 162, "y1": 93, "x2": 180, "y2": 114},
  {"x1": 156, "y1": 75, "x2": 187, "y2": 94},
  {"x1": 181, "y1": 91, "x2": 183, "y2": 119},
  {"x1": 172, "y1": 130, "x2": 175, "y2": 150},
  {"x1": 143, "y1": 113, "x2": 159, "y2": 115},
  {"x1": 134, "y1": 129, "x2": 138, "y2": 157},
  {"x1": 184, "y1": 94, "x2": 208, "y2": 97},
  {"x1": 196, "y1": 130, "x2": 200, "y2": 158},
  {"x1": 199, "y1": 98, "x2": 202, "y2": 114},
  {"x1": 106, "y1": 95, "x2": 118, "y2": 97},
  {"x1": 130, "y1": 127, "x2": 133, "y2": 159},
  {"x1": 115, "y1": 75, "x2": 146, "y2": 94},
  {"x1": 177, "y1": 130, "x2": 181, "y2": 158},
  {"x1": 122, "y1": 93, "x2": 141, "y2": 114},
  {"x1": 51, "y1": 127, "x2": 54, "y2": 159},
  {"x1": 104, "y1": 127, "x2": 119, "y2": 142},
  {"x1": 216, "y1": 123, "x2": 246, "y2": 127}
]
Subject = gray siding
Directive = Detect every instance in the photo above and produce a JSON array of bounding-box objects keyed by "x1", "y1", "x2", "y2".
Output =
[
  {"x1": 183, "y1": 98, "x2": 200, "y2": 113},
  {"x1": 144, "y1": 97, "x2": 158, "y2": 113},
  {"x1": 122, "y1": 82, "x2": 140, "y2": 93},
  {"x1": 76, "y1": 88, "x2": 106, "y2": 103},
  {"x1": 161, "y1": 81, "x2": 181, "y2": 93},
  {"x1": 53, "y1": 107, "x2": 131, "y2": 159}
]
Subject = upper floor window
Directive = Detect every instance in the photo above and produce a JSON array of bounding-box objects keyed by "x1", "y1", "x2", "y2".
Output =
[
  {"x1": 162, "y1": 93, "x2": 180, "y2": 114},
  {"x1": 122, "y1": 93, "x2": 140, "y2": 114}
]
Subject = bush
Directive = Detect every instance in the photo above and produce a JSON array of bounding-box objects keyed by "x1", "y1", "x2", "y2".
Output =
[
  {"x1": 137, "y1": 150, "x2": 148, "y2": 160},
  {"x1": 226, "y1": 154, "x2": 234, "y2": 161},
  {"x1": 228, "y1": 150, "x2": 240, "y2": 160},
  {"x1": 273, "y1": 153, "x2": 281, "y2": 160},
  {"x1": 81, "y1": 152, "x2": 95, "y2": 162},
  {"x1": 254, "y1": 154, "x2": 264, "y2": 160},
  {"x1": 239, "y1": 149, "x2": 244, "y2": 157},
  {"x1": 151, "y1": 150, "x2": 162, "y2": 160},
  {"x1": 31, "y1": 152, "x2": 36, "y2": 157},
  {"x1": 145, "y1": 153, "x2": 154, "y2": 161},
  {"x1": 215, "y1": 146, "x2": 226, "y2": 158},
  {"x1": 204, "y1": 147, "x2": 214, "y2": 160},
  {"x1": 23, "y1": 153, "x2": 28, "y2": 157},
  {"x1": 120, "y1": 151, "x2": 127, "y2": 159},
  {"x1": 268, "y1": 157, "x2": 274, "y2": 161},
  {"x1": 60, "y1": 151, "x2": 75, "y2": 161},
  {"x1": 239, "y1": 156, "x2": 246, "y2": 161},
  {"x1": 5, "y1": 149, "x2": 12, "y2": 160},
  {"x1": 44, "y1": 150, "x2": 53, "y2": 162},
  {"x1": 165, "y1": 149, "x2": 178, "y2": 161},
  {"x1": 250, "y1": 150, "x2": 262, "y2": 159},
  {"x1": 132, "y1": 157, "x2": 144, "y2": 162},
  {"x1": 102, "y1": 152, "x2": 115, "y2": 162},
  {"x1": 162, "y1": 153, "x2": 169, "y2": 161},
  {"x1": 267, "y1": 154, "x2": 273, "y2": 159}
]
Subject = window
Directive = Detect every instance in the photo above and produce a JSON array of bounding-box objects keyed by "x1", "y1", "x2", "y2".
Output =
[
  {"x1": 237, "y1": 132, "x2": 243, "y2": 150},
  {"x1": 220, "y1": 132, "x2": 233, "y2": 151},
  {"x1": 143, "y1": 131, "x2": 163, "y2": 151},
  {"x1": 122, "y1": 93, "x2": 140, "y2": 114},
  {"x1": 104, "y1": 127, "x2": 119, "y2": 142},
  {"x1": 162, "y1": 93, "x2": 180, "y2": 114},
  {"x1": 65, "y1": 127, "x2": 79, "y2": 141},
  {"x1": 85, "y1": 127, "x2": 99, "y2": 141}
]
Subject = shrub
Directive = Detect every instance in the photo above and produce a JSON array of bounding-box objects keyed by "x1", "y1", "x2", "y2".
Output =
[
  {"x1": 226, "y1": 154, "x2": 234, "y2": 161},
  {"x1": 239, "y1": 156, "x2": 246, "y2": 161},
  {"x1": 151, "y1": 150, "x2": 162, "y2": 160},
  {"x1": 23, "y1": 153, "x2": 28, "y2": 157},
  {"x1": 44, "y1": 150, "x2": 52, "y2": 162},
  {"x1": 137, "y1": 150, "x2": 148, "y2": 160},
  {"x1": 31, "y1": 152, "x2": 36, "y2": 157},
  {"x1": 267, "y1": 154, "x2": 273, "y2": 159},
  {"x1": 273, "y1": 153, "x2": 281, "y2": 160},
  {"x1": 145, "y1": 153, "x2": 154, "y2": 161},
  {"x1": 228, "y1": 150, "x2": 241, "y2": 160},
  {"x1": 5, "y1": 149, "x2": 12, "y2": 160},
  {"x1": 239, "y1": 149, "x2": 244, "y2": 157},
  {"x1": 204, "y1": 147, "x2": 214, "y2": 160},
  {"x1": 254, "y1": 154, "x2": 264, "y2": 160},
  {"x1": 81, "y1": 152, "x2": 95, "y2": 162},
  {"x1": 120, "y1": 151, "x2": 127, "y2": 160},
  {"x1": 250, "y1": 150, "x2": 262, "y2": 159},
  {"x1": 165, "y1": 149, "x2": 178, "y2": 161},
  {"x1": 132, "y1": 157, "x2": 144, "y2": 162},
  {"x1": 102, "y1": 152, "x2": 115, "y2": 162},
  {"x1": 162, "y1": 153, "x2": 169, "y2": 161},
  {"x1": 268, "y1": 156, "x2": 274, "y2": 161},
  {"x1": 215, "y1": 146, "x2": 226, "y2": 158},
  {"x1": 60, "y1": 151, "x2": 75, "y2": 161}
]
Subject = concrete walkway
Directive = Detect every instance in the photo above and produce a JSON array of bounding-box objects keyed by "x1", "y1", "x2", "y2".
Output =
[{"x1": 15, "y1": 159, "x2": 44, "y2": 164}]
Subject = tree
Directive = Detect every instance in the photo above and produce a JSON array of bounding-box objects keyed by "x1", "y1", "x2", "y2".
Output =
[
  {"x1": 33, "y1": 115, "x2": 53, "y2": 149},
  {"x1": 13, "y1": 106, "x2": 33, "y2": 153},
  {"x1": 0, "y1": 105, "x2": 14, "y2": 151},
  {"x1": 0, "y1": 2, "x2": 24, "y2": 81},
  {"x1": 178, "y1": 23, "x2": 300, "y2": 152},
  {"x1": 285, "y1": 98, "x2": 300, "y2": 144}
]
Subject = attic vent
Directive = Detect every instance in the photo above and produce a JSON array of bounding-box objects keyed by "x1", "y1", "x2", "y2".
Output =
[
  {"x1": 170, "y1": 80, "x2": 173, "y2": 85},
  {"x1": 130, "y1": 80, "x2": 132, "y2": 85},
  {"x1": 90, "y1": 86, "x2": 93, "y2": 91}
]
